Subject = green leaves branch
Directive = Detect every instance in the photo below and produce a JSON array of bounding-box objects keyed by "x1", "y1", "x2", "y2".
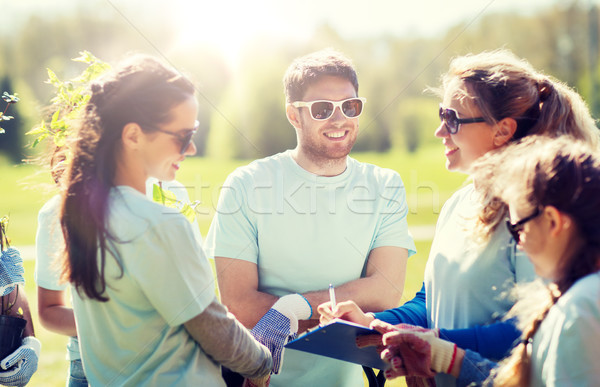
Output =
[
  {"x1": 152, "y1": 183, "x2": 200, "y2": 223},
  {"x1": 26, "y1": 51, "x2": 111, "y2": 148}
]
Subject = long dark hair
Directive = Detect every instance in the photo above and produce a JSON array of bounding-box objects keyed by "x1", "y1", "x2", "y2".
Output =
[
  {"x1": 473, "y1": 136, "x2": 600, "y2": 386},
  {"x1": 60, "y1": 55, "x2": 195, "y2": 301}
]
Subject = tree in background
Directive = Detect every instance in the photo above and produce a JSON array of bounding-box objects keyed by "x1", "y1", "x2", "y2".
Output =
[{"x1": 0, "y1": 84, "x2": 22, "y2": 163}]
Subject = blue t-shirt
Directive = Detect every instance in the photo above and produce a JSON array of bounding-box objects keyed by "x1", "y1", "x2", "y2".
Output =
[{"x1": 204, "y1": 150, "x2": 416, "y2": 386}]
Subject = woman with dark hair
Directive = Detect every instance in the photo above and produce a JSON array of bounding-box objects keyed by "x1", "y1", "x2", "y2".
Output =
[
  {"x1": 318, "y1": 49, "x2": 599, "y2": 385},
  {"x1": 60, "y1": 55, "x2": 271, "y2": 386},
  {"x1": 375, "y1": 136, "x2": 600, "y2": 386}
]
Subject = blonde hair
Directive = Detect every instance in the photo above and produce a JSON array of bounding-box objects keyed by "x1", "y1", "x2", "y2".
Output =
[
  {"x1": 439, "y1": 49, "x2": 600, "y2": 239},
  {"x1": 472, "y1": 137, "x2": 600, "y2": 386}
]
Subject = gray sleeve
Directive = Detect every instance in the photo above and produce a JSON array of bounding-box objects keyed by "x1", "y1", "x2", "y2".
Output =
[
  {"x1": 184, "y1": 299, "x2": 272, "y2": 379},
  {"x1": 457, "y1": 349, "x2": 497, "y2": 387}
]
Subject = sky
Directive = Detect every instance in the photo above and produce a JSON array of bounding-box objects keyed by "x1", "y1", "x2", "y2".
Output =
[{"x1": 4, "y1": 0, "x2": 600, "y2": 66}]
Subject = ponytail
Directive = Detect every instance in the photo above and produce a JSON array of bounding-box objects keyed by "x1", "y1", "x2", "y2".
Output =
[{"x1": 61, "y1": 55, "x2": 195, "y2": 301}]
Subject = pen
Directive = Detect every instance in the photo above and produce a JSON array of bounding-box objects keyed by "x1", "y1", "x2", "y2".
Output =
[{"x1": 329, "y1": 283, "x2": 336, "y2": 310}]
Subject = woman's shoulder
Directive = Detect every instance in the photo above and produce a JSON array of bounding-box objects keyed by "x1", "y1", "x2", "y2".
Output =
[{"x1": 555, "y1": 272, "x2": 600, "y2": 321}]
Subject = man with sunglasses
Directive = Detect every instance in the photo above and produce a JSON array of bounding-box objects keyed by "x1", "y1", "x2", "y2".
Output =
[{"x1": 205, "y1": 49, "x2": 415, "y2": 386}]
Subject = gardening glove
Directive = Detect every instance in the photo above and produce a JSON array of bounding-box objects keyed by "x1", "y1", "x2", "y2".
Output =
[
  {"x1": 0, "y1": 248, "x2": 24, "y2": 296},
  {"x1": 386, "y1": 324, "x2": 439, "y2": 387},
  {"x1": 409, "y1": 331, "x2": 456, "y2": 374},
  {"x1": 250, "y1": 294, "x2": 311, "y2": 374},
  {"x1": 380, "y1": 328, "x2": 456, "y2": 378},
  {"x1": 0, "y1": 336, "x2": 41, "y2": 386}
]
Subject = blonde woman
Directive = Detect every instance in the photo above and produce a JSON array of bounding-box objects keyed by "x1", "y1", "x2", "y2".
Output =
[{"x1": 319, "y1": 49, "x2": 599, "y2": 386}]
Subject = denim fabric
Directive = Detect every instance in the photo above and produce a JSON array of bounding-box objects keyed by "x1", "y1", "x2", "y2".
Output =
[{"x1": 67, "y1": 359, "x2": 88, "y2": 387}]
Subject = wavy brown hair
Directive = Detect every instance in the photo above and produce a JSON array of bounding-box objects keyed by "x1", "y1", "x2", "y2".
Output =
[
  {"x1": 60, "y1": 55, "x2": 195, "y2": 301},
  {"x1": 283, "y1": 48, "x2": 359, "y2": 103},
  {"x1": 433, "y1": 49, "x2": 599, "y2": 240},
  {"x1": 472, "y1": 136, "x2": 600, "y2": 386}
]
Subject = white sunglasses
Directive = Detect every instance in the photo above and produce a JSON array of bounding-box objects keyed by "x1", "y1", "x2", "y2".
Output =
[{"x1": 290, "y1": 97, "x2": 366, "y2": 120}]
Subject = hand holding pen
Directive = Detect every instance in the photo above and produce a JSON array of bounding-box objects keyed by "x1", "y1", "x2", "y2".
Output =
[{"x1": 318, "y1": 285, "x2": 376, "y2": 327}]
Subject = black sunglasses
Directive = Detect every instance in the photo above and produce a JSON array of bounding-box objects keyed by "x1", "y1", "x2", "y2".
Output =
[
  {"x1": 154, "y1": 120, "x2": 200, "y2": 154},
  {"x1": 291, "y1": 97, "x2": 366, "y2": 121},
  {"x1": 506, "y1": 207, "x2": 541, "y2": 242},
  {"x1": 438, "y1": 104, "x2": 486, "y2": 134}
]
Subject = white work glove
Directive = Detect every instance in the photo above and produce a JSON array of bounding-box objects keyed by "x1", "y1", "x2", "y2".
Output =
[
  {"x1": 0, "y1": 336, "x2": 41, "y2": 386},
  {"x1": 250, "y1": 294, "x2": 312, "y2": 374},
  {"x1": 0, "y1": 248, "x2": 25, "y2": 296},
  {"x1": 411, "y1": 330, "x2": 457, "y2": 374}
]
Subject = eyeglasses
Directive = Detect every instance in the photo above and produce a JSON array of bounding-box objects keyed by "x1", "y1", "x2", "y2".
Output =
[
  {"x1": 291, "y1": 97, "x2": 366, "y2": 121},
  {"x1": 506, "y1": 207, "x2": 541, "y2": 242},
  {"x1": 154, "y1": 120, "x2": 199, "y2": 154},
  {"x1": 439, "y1": 104, "x2": 486, "y2": 134}
]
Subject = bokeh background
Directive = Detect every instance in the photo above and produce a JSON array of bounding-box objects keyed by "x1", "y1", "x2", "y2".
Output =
[{"x1": 1, "y1": 0, "x2": 599, "y2": 385}]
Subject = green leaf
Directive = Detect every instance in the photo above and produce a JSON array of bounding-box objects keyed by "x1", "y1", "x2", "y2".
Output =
[
  {"x1": 180, "y1": 203, "x2": 196, "y2": 223},
  {"x1": 50, "y1": 109, "x2": 61, "y2": 130},
  {"x1": 72, "y1": 50, "x2": 95, "y2": 64},
  {"x1": 46, "y1": 68, "x2": 61, "y2": 86},
  {"x1": 151, "y1": 184, "x2": 196, "y2": 223},
  {"x1": 26, "y1": 125, "x2": 46, "y2": 136},
  {"x1": 54, "y1": 131, "x2": 66, "y2": 147}
]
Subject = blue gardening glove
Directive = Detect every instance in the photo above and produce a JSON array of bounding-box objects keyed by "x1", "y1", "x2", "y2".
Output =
[
  {"x1": 0, "y1": 336, "x2": 41, "y2": 386},
  {"x1": 0, "y1": 248, "x2": 25, "y2": 296},
  {"x1": 250, "y1": 294, "x2": 311, "y2": 374}
]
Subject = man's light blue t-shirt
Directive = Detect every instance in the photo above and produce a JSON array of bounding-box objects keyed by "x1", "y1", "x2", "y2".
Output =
[{"x1": 205, "y1": 150, "x2": 416, "y2": 386}]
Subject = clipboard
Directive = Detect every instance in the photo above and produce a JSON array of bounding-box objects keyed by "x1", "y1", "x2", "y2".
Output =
[{"x1": 285, "y1": 319, "x2": 387, "y2": 370}]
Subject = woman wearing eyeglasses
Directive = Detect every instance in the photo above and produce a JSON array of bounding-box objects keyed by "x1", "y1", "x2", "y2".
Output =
[
  {"x1": 373, "y1": 136, "x2": 600, "y2": 386},
  {"x1": 318, "y1": 49, "x2": 599, "y2": 385},
  {"x1": 59, "y1": 54, "x2": 272, "y2": 386}
]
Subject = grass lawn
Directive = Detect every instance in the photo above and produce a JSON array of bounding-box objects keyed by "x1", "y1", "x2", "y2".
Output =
[{"x1": 4, "y1": 143, "x2": 465, "y2": 386}]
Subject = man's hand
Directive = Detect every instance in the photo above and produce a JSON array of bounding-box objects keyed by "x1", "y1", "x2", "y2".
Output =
[
  {"x1": 0, "y1": 336, "x2": 41, "y2": 386},
  {"x1": 250, "y1": 294, "x2": 311, "y2": 374}
]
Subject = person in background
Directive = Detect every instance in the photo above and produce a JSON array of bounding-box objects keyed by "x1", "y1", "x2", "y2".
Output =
[
  {"x1": 0, "y1": 232, "x2": 40, "y2": 386},
  {"x1": 204, "y1": 48, "x2": 416, "y2": 386},
  {"x1": 59, "y1": 54, "x2": 271, "y2": 386},
  {"x1": 319, "y1": 49, "x2": 599, "y2": 386},
  {"x1": 374, "y1": 136, "x2": 600, "y2": 387}
]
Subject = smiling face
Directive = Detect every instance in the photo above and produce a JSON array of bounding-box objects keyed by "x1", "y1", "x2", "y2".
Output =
[
  {"x1": 288, "y1": 75, "x2": 359, "y2": 174},
  {"x1": 435, "y1": 81, "x2": 499, "y2": 174},
  {"x1": 141, "y1": 96, "x2": 198, "y2": 182}
]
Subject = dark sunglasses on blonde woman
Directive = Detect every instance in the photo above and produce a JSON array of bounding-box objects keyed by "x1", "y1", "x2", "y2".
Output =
[{"x1": 438, "y1": 104, "x2": 485, "y2": 134}]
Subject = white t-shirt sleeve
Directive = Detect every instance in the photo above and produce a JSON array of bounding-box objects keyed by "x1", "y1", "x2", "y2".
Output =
[
  {"x1": 542, "y1": 282, "x2": 600, "y2": 386},
  {"x1": 34, "y1": 196, "x2": 66, "y2": 291},
  {"x1": 371, "y1": 174, "x2": 416, "y2": 256},
  {"x1": 204, "y1": 174, "x2": 258, "y2": 262},
  {"x1": 128, "y1": 216, "x2": 217, "y2": 327}
]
